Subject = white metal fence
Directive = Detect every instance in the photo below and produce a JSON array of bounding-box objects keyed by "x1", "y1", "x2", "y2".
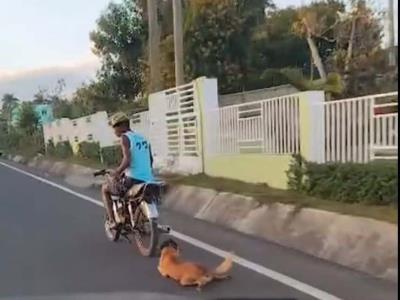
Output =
[
  {"x1": 209, "y1": 95, "x2": 300, "y2": 155},
  {"x1": 130, "y1": 111, "x2": 150, "y2": 138},
  {"x1": 131, "y1": 88, "x2": 397, "y2": 166},
  {"x1": 324, "y1": 92, "x2": 398, "y2": 163},
  {"x1": 130, "y1": 83, "x2": 200, "y2": 158},
  {"x1": 164, "y1": 82, "x2": 200, "y2": 157},
  {"x1": 129, "y1": 81, "x2": 203, "y2": 174}
]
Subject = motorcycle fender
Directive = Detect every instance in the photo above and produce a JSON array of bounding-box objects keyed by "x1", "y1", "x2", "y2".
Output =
[{"x1": 140, "y1": 201, "x2": 159, "y2": 219}]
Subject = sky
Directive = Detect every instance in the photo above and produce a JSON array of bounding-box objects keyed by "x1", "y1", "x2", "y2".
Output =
[
  {"x1": 0, "y1": 0, "x2": 113, "y2": 100},
  {"x1": 0, "y1": 0, "x2": 397, "y2": 101}
]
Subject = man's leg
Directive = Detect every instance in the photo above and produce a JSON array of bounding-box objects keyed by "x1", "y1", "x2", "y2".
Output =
[{"x1": 101, "y1": 183, "x2": 115, "y2": 226}]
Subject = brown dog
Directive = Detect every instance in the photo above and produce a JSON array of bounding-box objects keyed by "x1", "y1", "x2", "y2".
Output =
[{"x1": 158, "y1": 239, "x2": 233, "y2": 291}]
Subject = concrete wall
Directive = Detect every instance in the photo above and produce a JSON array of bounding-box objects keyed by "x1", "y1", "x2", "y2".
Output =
[
  {"x1": 204, "y1": 154, "x2": 292, "y2": 189},
  {"x1": 219, "y1": 84, "x2": 299, "y2": 107},
  {"x1": 43, "y1": 111, "x2": 117, "y2": 153},
  {"x1": 199, "y1": 90, "x2": 325, "y2": 190}
]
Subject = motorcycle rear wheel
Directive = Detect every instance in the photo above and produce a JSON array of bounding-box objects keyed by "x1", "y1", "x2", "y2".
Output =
[{"x1": 133, "y1": 206, "x2": 158, "y2": 257}]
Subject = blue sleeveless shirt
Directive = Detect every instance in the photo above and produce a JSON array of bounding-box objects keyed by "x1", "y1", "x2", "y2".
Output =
[{"x1": 123, "y1": 131, "x2": 154, "y2": 183}]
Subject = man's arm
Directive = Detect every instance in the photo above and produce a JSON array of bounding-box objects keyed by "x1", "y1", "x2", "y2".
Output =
[{"x1": 115, "y1": 135, "x2": 131, "y2": 177}]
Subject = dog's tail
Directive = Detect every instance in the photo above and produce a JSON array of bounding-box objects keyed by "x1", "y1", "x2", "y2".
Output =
[{"x1": 212, "y1": 252, "x2": 234, "y2": 277}]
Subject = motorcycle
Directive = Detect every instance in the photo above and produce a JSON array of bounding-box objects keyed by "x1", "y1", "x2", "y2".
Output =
[{"x1": 93, "y1": 169, "x2": 170, "y2": 257}]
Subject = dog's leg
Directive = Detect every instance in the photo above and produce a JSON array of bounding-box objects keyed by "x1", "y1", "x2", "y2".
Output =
[
  {"x1": 157, "y1": 266, "x2": 169, "y2": 278},
  {"x1": 195, "y1": 275, "x2": 213, "y2": 292},
  {"x1": 179, "y1": 277, "x2": 196, "y2": 287},
  {"x1": 213, "y1": 273, "x2": 231, "y2": 280}
]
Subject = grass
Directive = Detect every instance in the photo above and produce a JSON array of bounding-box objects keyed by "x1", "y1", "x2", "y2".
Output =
[{"x1": 163, "y1": 173, "x2": 398, "y2": 224}]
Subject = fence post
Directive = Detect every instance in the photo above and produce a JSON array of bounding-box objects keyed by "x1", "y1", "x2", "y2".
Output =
[
  {"x1": 298, "y1": 91, "x2": 325, "y2": 163},
  {"x1": 194, "y1": 77, "x2": 219, "y2": 173}
]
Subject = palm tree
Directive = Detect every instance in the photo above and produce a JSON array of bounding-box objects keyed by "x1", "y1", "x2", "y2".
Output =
[{"x1": 1, "y1": 93, "x2": 20, "y2": 124}]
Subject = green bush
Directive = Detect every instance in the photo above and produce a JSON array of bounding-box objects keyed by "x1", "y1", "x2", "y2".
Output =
[
  {"x1": 1, "y1": 129, "x2": 44, "y2": 158},
  {"x1": 101, "y1": 145, "x2": 122, "y2": 167},
  {"x1": 287, "y1": 155, "x2": 398, "y2": 205},
  {"x1": 54, "y1": 141, "x2": 73, "y2": 159},
  {"x1": 2, "y1": 129, "x2": 23, "y2": 152},
  {"x1": 287, "y1": 154, "x2": 306, "y2": 192},
  {"x1": 46, "y1": 140, "x2": 56, "y2": 156},
  {"x1": 78, "y1": 141, "x2": 101, "y2": 161}
]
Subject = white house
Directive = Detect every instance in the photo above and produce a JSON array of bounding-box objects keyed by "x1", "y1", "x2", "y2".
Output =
[{"x1": 43, "y1": 111, "x2": 118, "y2": 153}]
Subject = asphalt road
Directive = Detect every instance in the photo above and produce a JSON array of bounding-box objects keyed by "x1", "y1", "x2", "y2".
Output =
[{"x1": 0, "y1": 160, "x2": 397, "y2": 300}]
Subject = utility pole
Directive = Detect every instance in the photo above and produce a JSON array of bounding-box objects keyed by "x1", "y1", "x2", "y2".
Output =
[
  {"x1": 387, "y1": 0, "x2": 396, "y2": 66},
  {"x1": 172, "y1": 0, "x2": 184, "y2": 86},
  {"x1": 147, "y1": 0, "x2": 162, "y2": 92}
]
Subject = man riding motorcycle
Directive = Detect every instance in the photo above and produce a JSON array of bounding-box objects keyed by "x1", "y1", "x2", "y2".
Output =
[{"x1": 102, "y1": 112, "x2": 154, "y2": 229}]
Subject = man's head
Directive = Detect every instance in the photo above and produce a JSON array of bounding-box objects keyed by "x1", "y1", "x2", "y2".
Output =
[{"x1": 109, "y1": 112, "x2": 130, "y2": 137}]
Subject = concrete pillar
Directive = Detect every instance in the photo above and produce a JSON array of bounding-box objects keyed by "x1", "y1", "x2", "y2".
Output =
[{"x1": 298, "y1": 91, "x2": 326, "y2": 163}]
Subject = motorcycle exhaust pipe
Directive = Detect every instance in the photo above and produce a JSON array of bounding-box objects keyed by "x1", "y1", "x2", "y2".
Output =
[{"x1": 158, "y1": 225, "x2": 171, "y2": 234}]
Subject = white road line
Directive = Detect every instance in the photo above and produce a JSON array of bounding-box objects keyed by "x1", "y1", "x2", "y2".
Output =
[{"x1": 0, "y1": 161, "x2": 342, "y2": 300}]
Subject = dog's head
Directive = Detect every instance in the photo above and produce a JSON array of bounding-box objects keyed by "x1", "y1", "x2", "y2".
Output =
[{"x1": 160, "y1": 238, "x2": 179, "y2": 251}]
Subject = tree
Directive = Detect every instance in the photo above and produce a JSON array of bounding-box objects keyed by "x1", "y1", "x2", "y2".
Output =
[
  {"x1": 72, "y1": 80, "x2": 122, "y2": 116},
  {"x1": 327, "y1": 0, "x2": 386, "y2": 96},
  {"x1": 1, "y1": 93, "x2": 19, "y2": 111},
  {"x1": 32, "y1": 88, "x2": 51, "y2": 104},
  {"x1": 184, "y1": 0, "x2": 243, "y2": 93},
  {"x1": 90, "y1": 0, "x2": 147, "y2": 101},
  {"x1": 48, "y1": 79, "x2": 75, "y2": 119},
  {"x1": 292, "y1": 1, "x2": 344, "y2": 81},
  {"x1": 18, "y1": 102, "x2": 39, "y2": 136},
  {"x1": 184, "y1": 0, "x2": 274, "y2": 93},
  {"x1": 255, "y1": 8, "x2": 311, "y2": 81},
  {"x1": 147, "y1": 0, "x2": 162, "y2": 91},
  {"x1": 52, "y1": 99, "x2": 74, "y2": 119},
  {"x1": 1, "y1": 93, "x2": 19, "y2": 124},
  {"x1": 160, "y1": 34, "x2": 176, "y2": 88}
]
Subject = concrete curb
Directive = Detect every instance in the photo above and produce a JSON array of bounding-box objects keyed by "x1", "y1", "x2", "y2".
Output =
[
  {"x1": 167, "y1": 186, "x2": 398, "y2": 282},
  {"x1": 5, "y1": 155, "x2": 398, "y2": 282}
]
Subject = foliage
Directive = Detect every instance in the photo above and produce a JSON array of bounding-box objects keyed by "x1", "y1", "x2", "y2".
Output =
[
  {"x1": 1, "y1": 93, "x2": 19, "y2": 123},
  {"x1": 101, "y1": 145, "x2": 122, "y2": 167},
  {"x1": 0, "y1": 0, "x2": 389, "y2": 124},
  {"x1": 0, "y1": 127, "x2": 44, "y2": 158},
  {"x1": 184, "y1": 0, "x2": 244, "y2": 93},
  {"x1": 184, "y1": 0, "x2": 275, "y2": 94},
  {"x1": 159, "y1": 34, "x2": 176, "y2": 89},
  {"x1": 280, "y1": 68, "x2": 344, "y2": 96},
  {"x1": 0, "y1": 128, "x2": 23, "y2": 152},
  {"x1": 292, "y1": 0, "x2": 343, "y2": 45},
  {"x1": 46, "y1": 139, "x2": 56, "y2": 156},
  {"x1": 286, "y1": 154, "x2": 306, "y2": 192},
  {"x1": 52, "y1": 99, "x2": 75, "y2": 119},
  {"x1": 18, "y1": 102, "x2": 39, "y2": 135},
  {"x1": 54, "y1": 141, "x2": 74, "y2": 159},
  {"x1": 326, "y1": 0, "x2": 388, "y2": 96},
  {"x1": 72, "y1": 81, "x2": 119, "y2": 116},
  {"x1": 78, "y1": 141, "x2": 101, "y2": 161},
  {"x1": 292, "y1": 0, "x2": 344, "y2": 80},
  {"x1": 263, "y1": 8, "x2": 310, "y2": 72},
  {"x1": 90, "y1": 0, "x2": 146, "y2": 101},
  {"x1": 287, "y1": 155, "x2": 398, "y2": 205},
  {"x1": 32, "y1": 88, "x2": 51, "y2": 104}
]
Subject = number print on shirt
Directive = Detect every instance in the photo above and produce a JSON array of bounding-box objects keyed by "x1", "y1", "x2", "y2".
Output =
[{"x1": 135, "y1": 141, "x2": 148, "y2": 151}]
